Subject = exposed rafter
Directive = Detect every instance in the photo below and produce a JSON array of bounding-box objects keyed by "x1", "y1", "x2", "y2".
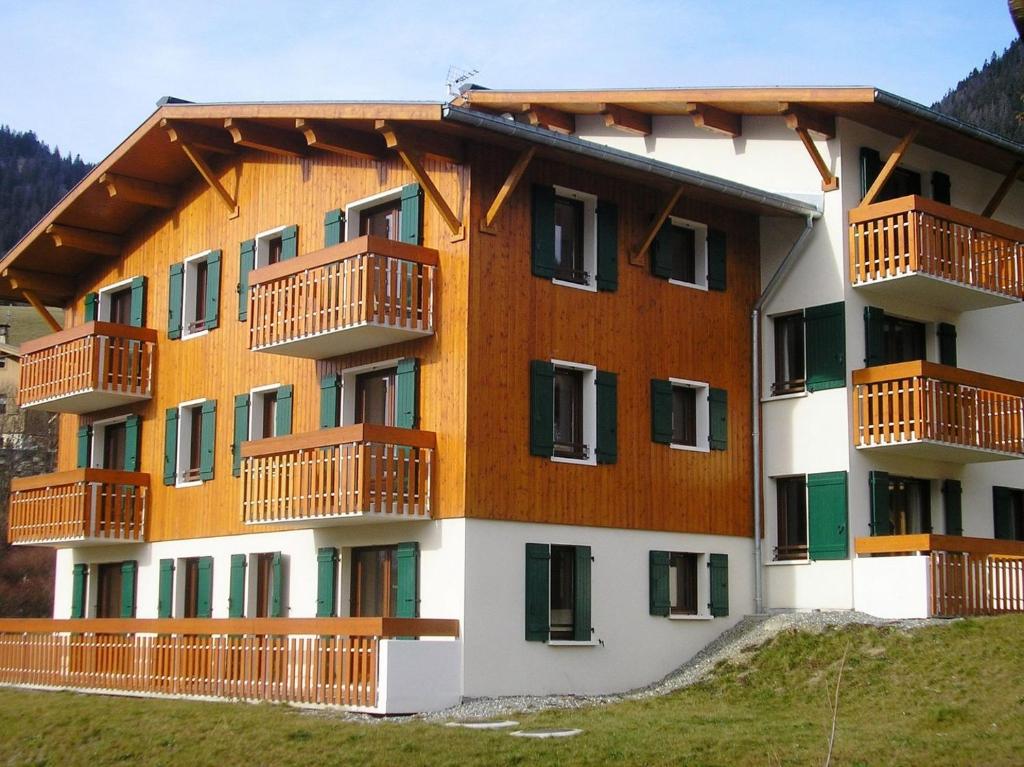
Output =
[
  {"x1": 599, "y1": 103, "x2": 651, "y2": 136},
  {"x1": 19, "y1": 289, "x2": 62, "y2": 332},
  {"x1": 779, "y1": 103, "x2": 836, "y2": 139},
  {"x1": 3, "y1": 268, "x2": 76, "y2": 298},
  {"x1": 522, "y1": 103, "x2": 575, "y2": 135},
  {"x1": 860, "y1": 127, "x2": 920, "y2": 207},
  {"x1": 631, "y1": 186, "x2": 685, "y2": 266},
  {"x1": 982, "y1": 161, "x2": 1023, "y2": 218},
  {"x1": 178, "y1": 144, "x2": 239, "y2": 218},
  {"x1": 481, "y1": 146, "x2": 536, "y2": 233},
  {"x1": 685, "y1": 103, "x2": 741, "y2": 138},
  {"x1": 160, "y1": 119, "x2": 236, "y2": 154},
  {"x1": 45, "y1": 224, "x2": 122, "y2": 257},
  {"x1": 224, "y1": 118, "x2": 307, "y2": 157},
  {"x1": 295, "y1": 119, "x2": 385, "y2": 160},
  {"x1": 99, "y1": 172, "x2": 177, "y2": 209}
]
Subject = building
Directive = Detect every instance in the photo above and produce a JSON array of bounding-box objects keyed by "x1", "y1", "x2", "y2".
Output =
[{"x1": 0, "y1": 88, "x2": 1021, "y2": 712}]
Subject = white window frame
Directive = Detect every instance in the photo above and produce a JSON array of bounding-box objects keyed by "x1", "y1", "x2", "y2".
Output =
[
  {"x1": 550, "y1": 358, "x2": 597, "y2": 467},
  {"x1": 551, "y1": 185, "x2": 598, "y2": 293},
  {"x1": 248, "y1": 383, "x2": 282, "y2": 441},
  {"x1": 665, "y1": 215, "x2": 709, "y2": 291},
  {"x1": 175, "y1": 397, "x2": 208, "y2": 488},
  {"x1": 253, "y1": 225, "x2": 289, "y2": 270},
  {"x1": 666, "y1": 551, "x2": 713, "y2": 621},
  {"x1": 669, "y1": 377, "x2": 710, "y2": 453},
  {"x1": 181, "y1": 250, "x2": 213, "y2": 340},
  {"x1": 339, "y1": 358, "x2": 401, "y2": 426},
  {"x1": 766, "y1": 310, "x2": 808, "y2": 401},
  {"x1": 89, "y1": 414, "x2": 130, "y2": 470},
  {"x1": 344, "y1": 187, "x2": 404, "y2": 241},
  {"x1": 96, "y1": 277, "x2": 134, "y2": 322}
]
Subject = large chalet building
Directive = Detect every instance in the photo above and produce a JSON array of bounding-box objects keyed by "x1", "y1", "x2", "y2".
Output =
[{"x1": 0, "y1": 86, "x2": 1021, "y2": 713}]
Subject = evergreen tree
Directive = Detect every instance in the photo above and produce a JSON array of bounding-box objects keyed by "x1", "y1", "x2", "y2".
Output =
[{"x1": 932, "y1": 38, "x2": 1024, "y2": 143}]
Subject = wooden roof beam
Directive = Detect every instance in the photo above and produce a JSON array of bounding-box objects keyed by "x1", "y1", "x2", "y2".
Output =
[
  {"x1": 295, "y1": 119, "x2": 385, "y2": 160},
  {"x1": 982, "y1": 161, "x2": 1023, "y2": 218},
  {"x1": 3, "y1": 268, "x2": 76, "y2": 298},
  {"x1": 860, "y1": 127, "x2": 919, "y2": 207},
  {"x1": 160, "y1": 119, "x2": 236, "y2": 154},
  {"x1": 224, "y1": 118, "x2": 307, "y2": 158},
  {"x1": 481, "y1": 146, "x2": 536, "y2": 233},
  {"x1": 779, "y1": 103, "x2": 836, "y2": 139},
  {"x1": 98, "y1": 172, "x2": 177, "y2": 209},
  {"x1": 45, "y1": 224, "x2": 122, "y2": 257},
  {"x1": 178, "y1": 144, "x2": 239, "y2": 218},
  {"x1": 631, "y1": 186, "x2": 685, "y2": 266},
  {"x1": 522, "y1": 103, "x2": 575, "y2": 135},
  {"x1": 374, "y1": 120, "x2": 464, "y2": 164},
  {"x1": 599, "y1": 103, "x2": 651, "y2": 136},
  {"x1": 685, "y1": 103, "x2": 741, "y2": 138}
]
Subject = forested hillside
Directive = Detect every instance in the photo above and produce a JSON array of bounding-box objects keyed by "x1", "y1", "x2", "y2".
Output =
[{"x1": 932, "y1": 38, "x2": 1024, "y2": 143}]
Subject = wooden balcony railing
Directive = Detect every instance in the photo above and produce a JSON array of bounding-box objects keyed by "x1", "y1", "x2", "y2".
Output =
[
  {"x1": 7, "y1": 469, "x2": 149, "y2": 546},
  {"x1": 241, "y1": 424, "x2": 435, "y2": 525},
  {"x1": 852, "y1": 361, "x2": 1024, "y2": 459},
  {"x1": 19, "y1": 321, "x2": 156, "y2": 413},
  {"x1": 0, "y1": 617, "x2": 459, "y2": 710},
  {"x1": 248, "y1": 235, "x2": 437, "y2": 358},
  {"x1": 855, "y1": 535, "x2": 1024, "y2": 617},
  {"x1": 849, "y1": 195, "x2": 1024, "y2": 301}
]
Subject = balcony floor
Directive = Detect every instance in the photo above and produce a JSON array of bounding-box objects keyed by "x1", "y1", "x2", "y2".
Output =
[
  {"x1": 244, "y1": 510, "x2": 430, "y2": 528},
  {"x1": 856, "y1": 438, "x2": 1023, "y2": 463},
  {"x1": 21, "y1": 389, "x2": 151, "y2": 415},
  {"x1": 10, "y1": 535, "x2": 141, "y2": 548},
  {"x1": 853, "y1": 272, "x2": 1019, "y2": 313},
  {"x1": 252, "y1": 322, "x2": 433, "y2": 360}
]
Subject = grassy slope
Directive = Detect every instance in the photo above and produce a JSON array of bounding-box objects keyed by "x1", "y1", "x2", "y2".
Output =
[{"x1": 0, "y1": 616, "x2": 1021, "y2": 767}]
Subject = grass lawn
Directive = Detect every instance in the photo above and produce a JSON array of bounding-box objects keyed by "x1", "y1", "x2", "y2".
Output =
[{"x1": 0, "y1": 616, "x2": 1022, "y2": 766}]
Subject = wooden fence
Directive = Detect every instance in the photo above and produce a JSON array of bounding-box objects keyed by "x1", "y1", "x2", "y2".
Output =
[{"x1": 931, "y1": 552, "x2": 1024, "y2": 617}]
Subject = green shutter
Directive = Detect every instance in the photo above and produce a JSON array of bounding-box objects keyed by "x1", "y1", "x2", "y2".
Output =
[
  {"x1": 530, "y1": 185, "x2": 556, "y2": 278},
  {"x1": 573, "y1": 545, "x2": 592, "y2": 641},
  {"x1": 395, "y1": 358, "x2": 419, "y2": 430},
  {"x1": 76, "y1": 425, "x2": 92, "y2": 469},
  {"x1": 228, "y1": 553, "x2": 246, "y2": 618},
  {"x1": 525, "y1": 543, "x2": 550, "y2": 641},
  {"x1": 649, "y1": 550, "x2": 670, "y2": 617},
  {"x1": 320, "y1": 374, "x2": 341, "y2": 428},
  {"x1": 270, "y1": 552, "x2": 283, "y2": 617},
  {"x1": 280, "y1": 225, "x2": 298, "y2": 260},
  {"x1": 324, "y1": 209, "x2": 345, "y2": 247},
  {"x1": 860, "y1": 147, "x2": 883, "y2": 199},
  {"x1": 864, "y1": 306, "x2": 886, "y2": 367},
  {"x1": 650, "y1": 379, "x2": 673, "y2": 444},
  {"x1": 238, "y1": 239, "x2": 255, "y2": 322},
  {"x1": 232, "y1": 393, "x2": 250, "y2": 478},
  {"x1": 71, "y1": 563, "x2": 87, "y2": 619},
  {"x1": 529, "y1": 360, "x2": 555, "y2": 457},
  {"x1": 707, "y1": 229, "x2": 726, "y2": 291},
  {"x1": 275, "y1": 385, "x2": 293, "y2": 436},
  {"x1": 595, "y1": 370, "x2": 617, "y2": 464},
  {"x1": 158, "y1": 559, "x2": 175, "y2": 618},
  {"x1": 649, "y1": 223, "x2": 675, "y2": 279},
  {"x1": 124, "y1": 415, "x2": 140, "y2": 471},
  {"x1": 129, "y1": 277, "x2": 146, "y2": 327},
  {"x1": 869, "y1": 470, "x2": 891, "y2": 536},
  {"x1": 805, "y1": 302, "x2": 846, "y2": 391},
  {"x1": 400, "y1": 184, "x2": 423, "y2": 245},
  {"x1": 316, "y1": 547, "x2": 338, "y2": 618},
  {"x1": 204, "y1": 249, "x2": 222, "y2": 330},
  {"x1": 938, "y1": 323, "x2": 957, "y2": 367},
  {"x1": 595, "y1": 200, "x2": 618, "y2": 291},
  {"x1": 994, "y1": 486, "x2": 1015, "y2": 540},
  {"x1": 808, "y1": 471, "x2": 849, "y2": 560},
  {"x1": 199, "y1": 400, "x2": 216, "y2": 481},
  {"x1": 168, "y1": 262, "x2": 184, "y2": 339},
  {"x1": 943, "y1": 479, "x2": 963, "y2": 537},
  {"x1": 120, "y1": 560, "x2": 137, "y2": 618},
  {"x1": 84, "y1": 292, "x2": 98, "y2": 322},
  {"x1": 196, "y1": 556, "x2": 213, "y2": 618},
  {"x1": 163, "y1": 408, "x2": 178, "y2": 485},
  {"x1": 709, "y1": 554, "x2": 729, "y2": 617},
  {"x1": 931, "y1": 171, "x2": 951, "y2": 205},
  {"x1": 709, "y1": 387, "x2": 727, "y2": 451},
  {"x1": 396, "y1": 542, "x2": 419, "y2": 619}
]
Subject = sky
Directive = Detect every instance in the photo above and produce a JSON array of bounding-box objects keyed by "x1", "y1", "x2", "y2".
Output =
[{"x1": 0, "y1": 0, "x2": 1018, "y2": 163}]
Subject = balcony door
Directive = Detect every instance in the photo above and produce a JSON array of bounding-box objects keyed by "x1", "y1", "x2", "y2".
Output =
[
  {"x1": 354, "y1": 368, "x2": 398, "y2": 426},
  {"x1": 350, "y1": 545, "x2": 398, "y2": 617},
  {"x1": 102, "y1": 421, "x2": 127, "y2": 470},
  {"x1": 107, "y1": 287, "x2": 132, "y2": 326}
]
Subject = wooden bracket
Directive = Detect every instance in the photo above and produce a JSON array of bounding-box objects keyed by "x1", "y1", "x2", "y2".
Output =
[
  {"x1": 224, "y1": 118, "x2": 307, "y2": 158},
  {"x1": 982, "y1": 161, "x2": 1023, "y2": 218},
  {"x1": 481, "y1": 147, "x2": 536, "y2": 233},
  {"x1": 19, "y1": 289, "x2": 62, "y2": 333},
  {"x1": 522, "y1": 104, "x2": 575, "y2": 135},
  {"x1": 685, "y1": 103, "x2": 741, "y2": 138},
  {"x1": 631, "y1": 186, "x2": 684, "y2": 266},
  {"x1": 295, "y1": 119, "x2": 385, "y2": 160},
  {"x1": 99, "y1": 172, "x2": 177, "y2": 209},
  {"x1": 794, "y1": 127, "x2": 839, "y2": 192},
  {"x1": 377, "y1": 122, "x2": 463, "y2": 236},
  {"x1": 779, "y1": 103, "x2": 836, "y2": 139},
  {"x1": 161, "y1": 119, "x2": 235, "y2": 154},
  {"x1": 179, "y1": 143, "x2": 239, "y2": 218},
  {"x1": 599, "y1": 103, "x2": 651, "y2": 136},
  {"x1": 860, "y1": 127, "x2": 919, "y2": 207},
  {"x1": 375, "y1": 120, "x2": 464, "y2": 164},
  {"x1": 4, "y1": 268, "x2": 75, "y2": 299},
  {"x1": 46, "y1": 224, "x2": 122, "y2": 257}
]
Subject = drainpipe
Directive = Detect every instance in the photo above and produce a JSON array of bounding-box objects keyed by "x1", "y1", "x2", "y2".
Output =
[{"x1": 751, "y1": 214, "x2": 817, "y2": 615}]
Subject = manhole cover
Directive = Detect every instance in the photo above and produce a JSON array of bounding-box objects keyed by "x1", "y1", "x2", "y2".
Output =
[
  {"x1": 445, "y1": 720, "x2": 520, "y2": 730},
  {"x1": 510, "y1": 728, "x2": 583, "y2": 739}
]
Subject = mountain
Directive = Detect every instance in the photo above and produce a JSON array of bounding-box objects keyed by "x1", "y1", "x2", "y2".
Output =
[
  {"x1": 932, "y1": 38, "x2": 1024, "y2": 143},
  {"x1": 0, "y1": 126, "x2": 93, "y2": 256}
]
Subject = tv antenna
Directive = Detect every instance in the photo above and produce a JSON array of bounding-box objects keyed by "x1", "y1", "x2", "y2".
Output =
[{"x1": 445, "y1": 66, "x2": 479, "y2": 102}]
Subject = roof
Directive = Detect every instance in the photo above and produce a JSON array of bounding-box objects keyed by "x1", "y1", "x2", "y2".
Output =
[{"x1": 0, "y1": 99, "x2": 819, "y2": 305}]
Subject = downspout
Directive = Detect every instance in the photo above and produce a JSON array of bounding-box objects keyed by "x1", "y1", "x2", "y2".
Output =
[{"x1": 751, "y1": 214, "x2": 817, "y2": 615}]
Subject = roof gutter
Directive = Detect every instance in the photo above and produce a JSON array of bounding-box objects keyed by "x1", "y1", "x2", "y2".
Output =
[{"x1": 442, "y1": 106, "x2": 822, "y2": 219}]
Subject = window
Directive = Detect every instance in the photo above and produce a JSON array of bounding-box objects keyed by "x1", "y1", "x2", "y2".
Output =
[
  {"x1": 669, "y1": 553, "x2": 700, "y2": 615},
  {"x1": 106, "y1": 286, "x2": 132, "y2": 325},
  {"x1": 525, "y1": 543, "x2": 592, "y2": 642},
  {"x1": 93, "y1": 277, "x2": 147, "y2": 327},
  {"x1": 994, "y1": 486, "x2": 1024, "y2": 541},
  {"x1": 553, "y1": 196, "x2": 586, "y2": 284},
  {"x1": 331, "y1": 358, "x2": 418, "y2": 430},
  {"x1": 232, "y1": 386, "x2": 292, "y2": 476},
  {"x1": 359, "y1": 199, "x2": 402, "y2": 239},
  {"x1": 776, "y1": 476, "x2": 808, "y2": 561},
  {"x1": 182, "y1": 558, "x2": 201, "y2": 618},
  {"x1": 165, "y1": 399, "x2": 215, "y2": 486},
  {"x1": 345, "y1": 184, "x2": 421, "y2": 245},
  {"x1": 228, "y1": 552, "x2": 285, "y2": 618},
  {"x1": 773, "y1": 313, "x2": 805, "y2": 395},
  {"x1": 649, "y1": 551, "x2": 729, "y2": 618},
  {"x1": 529, "y1": 360, "x2": 614, "y2": 466},
  {"x1": 672, "y1": 386, "x2": 698, "y2": 447},
  {"x1": 650, "y1": 378, "x2": 721, "y2": 452},
  {"x1": 178, "y1": 556, "x2": 212, "y2": 618},
  {"x1": 864, "y1": 307, "x2": 926, "y2": 367},
  {"x1": 355, "y1": 367, "x2": 398, "y2": 426},
  {"x1": 169, "y1": 250, "x2": 221, "y2": 340},
  {"x1": 253, "y1": 225, "x2": 297, "y2": 269},
  {"x1": 531, "y1": 185, "x2": 609, "y2": 292},
  {"x1": 96, "y1": 563, "x2": 123, "y2": 618},
  {"x1": 860, "y1": 148, "x2": 923, "y2": 202},
  {"x1": 553, "y1": 367, "x2": 586, "y2": 459},
  {"x1": 651, "y1": 218, "x2": 708, "y2": 289},
  {"x1": 82, "y1": 416, "x2": 140, "y2": 472},
  {"x1": 349, "y1": 542, "x2": 419, "y2": 618}
]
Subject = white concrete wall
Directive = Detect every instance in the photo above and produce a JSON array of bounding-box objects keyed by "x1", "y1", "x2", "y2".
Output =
[
  {"x1": 376, "y1": 639, "x2": 463, "y2": 714},
  {"x1": 853, "y1": 555, "x2": 930, "y2": 619},
  {"x1": 764, "y1": 560, "x2": 854, "y2": 611}
]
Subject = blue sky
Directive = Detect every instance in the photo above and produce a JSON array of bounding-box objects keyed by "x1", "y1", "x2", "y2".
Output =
[{"x1": 0, "y1": 0, "x2": 1018, "y2": 162}]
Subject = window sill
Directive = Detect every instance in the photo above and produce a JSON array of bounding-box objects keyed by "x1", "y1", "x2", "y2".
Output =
[
  {"x1": 762, "y1": 391, "x2": 808, "y2": 403},
  {"x1": 180, "y1": 329, "x2": 210, "y2": 341},
  {"x1": 667, "y1": 278, "x2": 708, "y2": 292},
  {"x1": 670, "y1": 443, "x2": 710, "y2": 453},
  {"x1": 765, "y1": 558, "x2": 811, "y2": 566},
  {"x1": 668, "y1": 614, "x2": 714, "y2": 621},
  {"x1": 551, "y1": 278, "x2": 597, "y2": 293},
  {"x1": 547, "y1": 640, "x2": 599, "y2": 647},
  {"x1": 551, "y1": 455, "x2": 597, "y2": 467},
  {"x1": 175, "y1": 479, "x2": 204, "y2": 489}
]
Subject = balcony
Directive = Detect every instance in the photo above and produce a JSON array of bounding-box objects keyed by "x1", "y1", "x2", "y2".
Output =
[
  {"x1": 248, "y1": 235, "x2": 437, "y2": 359},
  {"x1": 854, "y1": 535, "x2": 1024, "y2": 618},
  {"x1": 241, "y1": 424, "x2": 435, "y2": 526},
  {"x1": 0, "y1": 617, "x2": 461, "y2": 713},
  {"x1": 852, "y1": 361, "x2": 1024, "y2": 462},
  {"x1": 849, "y1": 195, "x2": 1024, "y2": 311},
  {"x1": 19, "y1": 321, "x2": 157, "y2": 414},
  {"x1": 7, "y1": 468, "x2": 149, "y2": 546}
]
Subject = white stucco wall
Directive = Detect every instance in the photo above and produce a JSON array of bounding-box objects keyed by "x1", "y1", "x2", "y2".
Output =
[
  {"x1": 764, "y1": 559, "x2": 854, "y2": 611},
  {"x1": 376, "y1": 638, "x2": 463, "y2": 714},
  {"x1": 852, "y1": 555, "x2": 930, "y2": 619}
]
